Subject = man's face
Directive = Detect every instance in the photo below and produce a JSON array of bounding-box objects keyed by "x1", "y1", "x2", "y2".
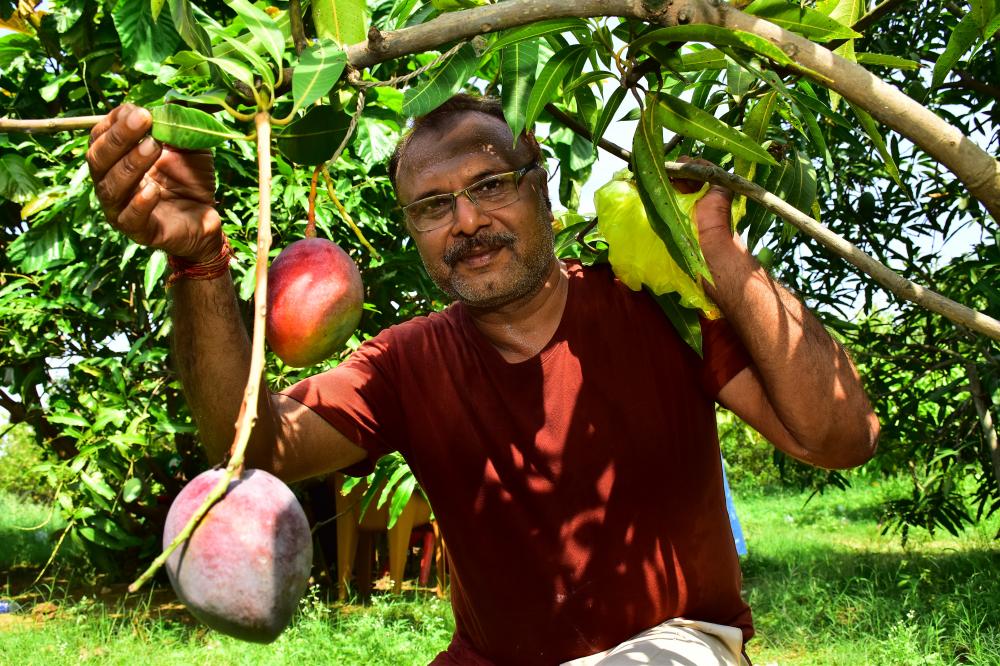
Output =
[{"x1": 395, "y1": 112, "x2": 556, "y2": 309}]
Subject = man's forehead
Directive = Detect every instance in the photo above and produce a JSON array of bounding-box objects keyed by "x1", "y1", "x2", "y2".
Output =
[{"x1": 399, "y1": 111, "x2": 531, "y2": 175}]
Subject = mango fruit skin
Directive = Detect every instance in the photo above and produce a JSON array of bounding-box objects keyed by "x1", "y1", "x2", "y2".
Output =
[
  {"x1": 594, "y1": 171, "x2": 720, "y2": 319},
  {"x1": 266, "y1": 238, "x2": 364, "y2": 367},
  {"x1": 164, "y1": 469, "x2": 313, "y2": 643}
]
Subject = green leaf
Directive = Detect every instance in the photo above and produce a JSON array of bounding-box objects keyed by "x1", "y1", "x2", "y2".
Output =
[
  {"x1": 0, "y1": 154, "x2": 43, "y2": 203},
  {"x1": 151, "y1": 0, "x2": 166, "y2": 21},
  {"x1": 500, "y1": 39, "x2": 539, "y2": 142},
  {"x1": 387, "y1": 475, "x2": 417, "y2": 529},
  {"x1": 744, "y1": 0, "x2": 861, "y2": 41},
  {"x1": 377, "y1": 463, "x2": 411, "y2": 510},
  {"x1": 648, "y1": 290, "x2": 704, "y2": 357},
  {"x1": 169, "y1": 0, "x2": 212, "y2": 57},
  {"x1": 744, "y1": 151, "x2": 816, "y2": 249},
  {"x1": 591, "y1": 86, "x2": 626, "y2": 150},
  {"x1": 276, "y1": 105, "x2": 352, "y2": 165},
  {"x1": 485, "y1": 18, "x2": 588, "y2": 54},
  {"x1": 144, "y1": 251, "x2": 167, "y2": 295},
  {"x1": 732, "y1": 90, "x2": 778, "y2": 227},
  {"x1": 632, "y1": 103, "x2": 711, "y2": 283},
  {"x1": 112, "y1": 0, "x2": 183, "y2": 75},
  {"x1": 80, "y1": 471, "x2": 116, "y2": 501},
  {"x1": 207, "y1": 26, "x2": 274, "y2": 88},
  {"x1": 7, "y1": 219, "x2": 76, "y2": 272},
  {"x1": 523, "y1": 44, "x2": 587, "y2": 133},
  {"x1": 651, "y1": 92, "x2": 777, "y2": 166},
  {"x1": 564, "y1": 71, "x2": 616, "y2": 96},
  {"x1": 679, "y1": 48, "x2": 728, "y2": 71},
  {"x1": 403, "y1": 43, "x2": 479, "y2": 118},
  {"x1": 227, "y1": 0, "x2": 285, "y2": 69},
  {"x1": 205, "y1": 55, "x2": 256, "y2": 88},
  {"x1": 931, "y1": 13, "x2": 981, "y2": 88},
  {"x1": 855, "y1": 52, "x2": 921, "y2": 70},
  {"x1": 151, "y1": 105, "x2": 244, "y2": 150},
  {"x1": 293, "y1": 39, "x2": 347, "y2": 112},
  {"x1": 632, "y1": 25, "x2": 801, "y2": 70},
  {"x1": 312, "y1": 0, "x2": 367, "y2": 47},
  {"x1": 163, "y1": 88, "x2": 231, "y2": 107},
  {"x1": 847, "y1": 102, "x2": 904, "y2": 191},
  {"x1": 122, "y1": 478, "x2": 144, "y2": 503}
]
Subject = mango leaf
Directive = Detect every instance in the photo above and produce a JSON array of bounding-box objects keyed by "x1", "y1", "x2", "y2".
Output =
[
  {"x1": 312, "y1": 0, "x2": 366, "y2": 47},
  {"x1": 744, "y1": 0, "x2": 861, "y2": 41},
  {"x1": 744, "y1": 151, "x2": 816, "y2": 249},
  {"x1": 151, "y1": 105, "x2": 244, "y2": 150},
  {"x1": 169, "y1": 0, "x2": 212, "y2": 57},
  {"x1": 293, "y1": 39, "x2": 347, "y2": 112},
  {"x1": 523, "y1": 44, "x2": 588, "y2": 133},
  {"x1": 632, "y1": 25, "x2": 800, "y2": 70},
  {"x1": 122, "y1": 478, "x2": 143, "y2": 503},
  {"x1": 855, "y1": 52, "x2": 921, "y2": 70},
  {"x1": 80, "y1": 471, "x2": 116, "y2": 501},
  {"x1": 276, "y1": 105, "x2": 352, "y2": 165},
  {"x1": 649, "y1": 290, "x2": 704, "y2": 357},
  {"x1": 227, "y1": 0, "x2": 285, "y2": 69},
  {"x1": 726, "y1": 60, "x2": 754, "y2": 103},
  {"x1": 205, "y1": 55, "x2": 256, "y2": 88},
  {"x1": 820, "y1": 0, "x2": 864, "y2": 109},
  {"x1": 151, "y1": 0, "x2": 166, "y2": 21},
  {"x1": 733, "y1": 90, "x2": 778, "y2": 227},
  {"x1": 565, "y1": 71, "x2": 616, "y2": 95},
  {"x1": 680, "y1": 48, "x2": 728, "y2": 71},
  {"x1": 206, "y1": 26, "x2": 274, "y2": 88},
  {"x1": 485, "y1": 18, "x2": 588, "y2": 54},
  {"x1": 591, "y1": 86, "x2": 626, "y2": 150},
  {"x1": 144, "y1": 251, "x2": 167, "y2": 295},
  {"x1": 403, "y1": 43, "x2": 479, "y2": 117},
  {"x1": 163, "y1": 87, "x2": 231, "y2": 107},
  {"x1": 377, "y1": 463, "x2": 412, "y2": 510},
  {"x1": 931, "y1": 13, "x2": 981, "y2": 88},
  {"x1": 632, "y1": 103, "x2": 711, "y2": 283},
  {"x1": 651, "y1": 92, "x2": 777, "y2": 166},
  {"x1": 847, "y1": 101, "x2": 904, "y2": 191},
  {"x1": 112, "y1": 0, "x2": 183, "y2": 75},
  {"x1": 501, "y1": 39, "x2": 539, "y2": 141}
]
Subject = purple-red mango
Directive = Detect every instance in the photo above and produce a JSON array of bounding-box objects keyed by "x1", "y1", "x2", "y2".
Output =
[
  {"x1": 163, "y1": 468, "x2": 313, "y2": 643},
  {"x1": 266, "y1": 237, "x2": 363, "y2": 367}
]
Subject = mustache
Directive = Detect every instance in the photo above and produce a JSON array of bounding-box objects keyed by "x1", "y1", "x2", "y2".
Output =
[{"x1": 443, "y1": 231, "x2": 517, "y2": 267}]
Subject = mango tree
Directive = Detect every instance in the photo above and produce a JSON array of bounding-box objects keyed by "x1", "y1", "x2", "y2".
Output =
[{"x1": 1, "y1": 0, "x2": 998, "y2": 587}]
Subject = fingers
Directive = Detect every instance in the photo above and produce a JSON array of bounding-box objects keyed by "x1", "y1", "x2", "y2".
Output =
[
  {"x1": 88, "y1": 106, "x2": 164, "y2": 224},
  {"x1": 115, "y1": 179, "x2": 162, "y2": 243}
]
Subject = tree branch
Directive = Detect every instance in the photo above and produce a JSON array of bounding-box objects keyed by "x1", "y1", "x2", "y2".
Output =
[
  {"x1": 0, "y1": 115, "x2": 104, "y2": 133},
  {"x1": 544, "y1": 103, "x2": 632, "y2": 162},
  {"x1": 965, "y1": 361, "x2": 1000, "y2": 495}
]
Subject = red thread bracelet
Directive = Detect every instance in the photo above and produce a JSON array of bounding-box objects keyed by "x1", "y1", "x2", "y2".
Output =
[{"x1": 166, "y1": 234, "x2": 235, "y2": 287}]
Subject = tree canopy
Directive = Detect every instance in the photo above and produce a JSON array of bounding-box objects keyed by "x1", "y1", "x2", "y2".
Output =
[{"x1": 0, "y1": 0, "x2": 998, "y2": 575}]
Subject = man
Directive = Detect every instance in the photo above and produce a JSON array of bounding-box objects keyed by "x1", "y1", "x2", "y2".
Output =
[{"x1": 87, "y1": 94, "x2": 879, "y2": 665}]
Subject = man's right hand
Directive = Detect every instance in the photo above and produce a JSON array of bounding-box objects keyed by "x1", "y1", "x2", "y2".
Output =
[{"x1": 87, "y1": 104, "x2": 224, "y2": 263}]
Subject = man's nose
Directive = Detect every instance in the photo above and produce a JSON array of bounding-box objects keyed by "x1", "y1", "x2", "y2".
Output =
[{"x1": 451, "y1": 192, "x2": 491, "y2": 236}]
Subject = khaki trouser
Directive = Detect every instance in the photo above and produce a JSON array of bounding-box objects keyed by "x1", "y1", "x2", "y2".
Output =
[{"x1": 560, "y1": 618, "x2": 749, "y2": 666}]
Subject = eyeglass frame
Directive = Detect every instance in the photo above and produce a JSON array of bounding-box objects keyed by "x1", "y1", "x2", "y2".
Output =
[{"x1": 401, "y1": 162, "x2": 541, "y2": 233}]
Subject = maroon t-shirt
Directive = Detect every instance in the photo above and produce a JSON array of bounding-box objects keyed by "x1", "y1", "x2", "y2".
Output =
[{"x1": 284, "y1": 261, "x2": 753, "y2": 665}]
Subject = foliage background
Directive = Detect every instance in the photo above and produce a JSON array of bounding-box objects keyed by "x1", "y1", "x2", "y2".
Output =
[{"x1": 0, "y1": 0, "x2": 997, "y2": 580}]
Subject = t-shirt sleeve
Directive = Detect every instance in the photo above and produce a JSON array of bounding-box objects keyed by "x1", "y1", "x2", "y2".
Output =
[
  {"x1": 699, "y1": 316, "x2": 752, "y2": 398},
  {"x1": 280, "y1": 331, "x2": 404, "y2": 476}
]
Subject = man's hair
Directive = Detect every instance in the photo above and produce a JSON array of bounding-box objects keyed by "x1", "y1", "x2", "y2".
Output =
[{"x1": 388, "y1": 93, "x2": 544, "y2": 196}]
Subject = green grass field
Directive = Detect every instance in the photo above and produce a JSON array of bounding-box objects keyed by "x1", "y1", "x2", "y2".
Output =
[{"x1": 2, "y1": 479, "x2": 999, "y2": 665}]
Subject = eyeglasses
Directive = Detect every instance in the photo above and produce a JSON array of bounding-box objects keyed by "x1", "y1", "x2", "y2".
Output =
[{"x1": 402, "y1": 163, "x2": 539, "y2": 232}]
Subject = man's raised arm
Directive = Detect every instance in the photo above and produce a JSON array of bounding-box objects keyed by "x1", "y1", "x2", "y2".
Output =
[
  {"x1": 691, "y1": 179, "x2": 880, "y2": 469},
  {"x1": 87, "y1": 104, "x2": 365, "y2": 481}
]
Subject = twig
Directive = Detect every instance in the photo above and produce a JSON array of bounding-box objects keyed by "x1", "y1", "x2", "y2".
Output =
[
  {"x1": 664, "y1": 161, "x2": 1000, "y2": 342},
  {"x1": 543, "y1": 102, "x2": 631, "y2": 162},
  {"x1": 321, "y1": 166, "x2": 382, "y2": 261},
  {"x1": 128, "y1": 112, "x2": 274, "y2": 593},
  {"x1": 0, "y1": 115, "x2": 104, "y2": 133}
]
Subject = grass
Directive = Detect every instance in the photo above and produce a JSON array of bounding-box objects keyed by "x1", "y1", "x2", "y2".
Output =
[{"x1": 1, "y1": 481, "x2": 999, "y2": 664}]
